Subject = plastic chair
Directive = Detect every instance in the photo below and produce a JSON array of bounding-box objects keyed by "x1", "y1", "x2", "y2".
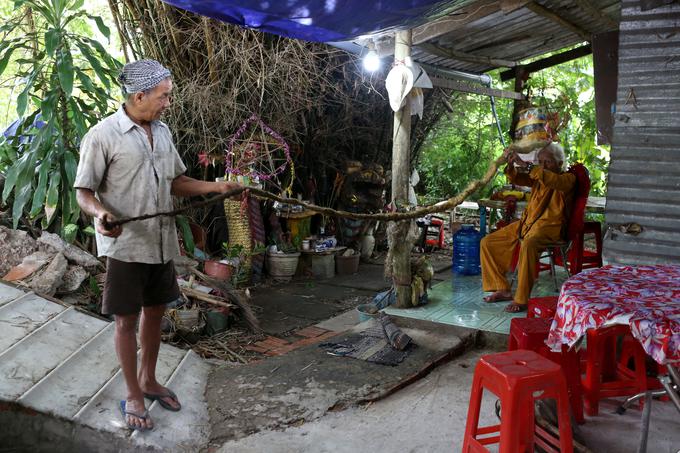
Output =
[
  {"x1": 425, "y1": 216, "x2": 445, "y2": 249},
  {"x1": 552, "y1": 220, "x2": 603, "y2": 275},
  {"x1": 527, "y1": 296, "x2": 559, "y2": 319},
  {"x1": 582, "y1": 325, "x2": 651, "y2": 416},
  {"x1": 508, "y1": 317, "x2": 585, "y2": 424},
  {"x1": 538, "y1": 163, "x2": 591, "y2": 291},
  {"x1": 462, "y1": 349, "x2": 574, "y2": 453}
]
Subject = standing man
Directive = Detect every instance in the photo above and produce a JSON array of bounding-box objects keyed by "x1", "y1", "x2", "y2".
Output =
[
  {"x1": 75, "y1": 59, "x2": 240, "y2": 431},
  {"x1": 480, "y1": 142, "x2": 575, "y2": 313}
]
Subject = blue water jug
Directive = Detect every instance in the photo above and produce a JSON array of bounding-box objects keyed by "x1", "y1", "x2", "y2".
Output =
[{"x1": 452, "y1": 224, "x2": 481, "y2": 275}]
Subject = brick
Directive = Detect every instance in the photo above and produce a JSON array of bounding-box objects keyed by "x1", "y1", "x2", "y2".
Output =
[
  {"x1": 244, "y1": 344, "x2": 269, "y2": 353},
  {"x1": 295, "y1": 326, "x2": 330, "y2": 338}
]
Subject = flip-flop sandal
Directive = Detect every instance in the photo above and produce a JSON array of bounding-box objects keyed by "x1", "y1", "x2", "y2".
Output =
[
  {"x1": 504, "y1": 303, "x2": 527, "y2": 313},
  {"x1": 483, "y1": 293, "x2": 513, "y2": 303},
  {"x1": 120, "y1": 400, "x2": 152, "y2": 431},
  {"x1": 144, "y1": 388, "x2": 181, "y2": 412}
]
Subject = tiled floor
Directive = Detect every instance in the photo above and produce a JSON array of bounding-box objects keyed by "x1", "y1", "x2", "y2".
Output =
[{"x1": 385, "y1": 267, "x2": 563, "y2": 334}]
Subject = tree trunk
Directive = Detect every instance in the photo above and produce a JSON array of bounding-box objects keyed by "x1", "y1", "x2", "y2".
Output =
[{"x1": 390, "y1": 30, "x2": 415, "y2": 309}]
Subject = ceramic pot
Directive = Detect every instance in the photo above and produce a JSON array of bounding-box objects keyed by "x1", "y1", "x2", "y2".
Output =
[
  {"x1": 360, "y1": 229, "x2": 375, "y2": 260},
  {"x1": 204, "y1": 260, "x2": 234, "y2": 280}
]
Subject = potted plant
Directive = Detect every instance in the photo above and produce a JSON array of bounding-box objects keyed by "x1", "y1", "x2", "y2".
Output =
[{"x1": 265, "y1": 232, "x2": 300, "y2": 282}]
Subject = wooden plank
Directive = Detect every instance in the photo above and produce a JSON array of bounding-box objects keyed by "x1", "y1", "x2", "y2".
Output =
[
  {"x1": 500, "y1": 44, "x2": 592, "y2": 81},
  {"x1": 430, "y1": 76, "x2": 526, "y2": 100},
  {"x1": 525, "y1": 1, "x2": 592, "y2": 41},
  {"x1": 412, "y1": 0, "x2": 500, "y2": 45},
  {"x1": 573, "y1": 0, "x2": 619, "y2": 29},
  {"x1": 418, "y1": 42, "x2": 518, "y2": 68}
]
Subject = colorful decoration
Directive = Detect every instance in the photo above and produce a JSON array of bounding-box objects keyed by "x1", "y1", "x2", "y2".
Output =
[
  {"x1": 510, "y1": 106, "x2": 570, "y2": 154},
  {"x1": 225, "y1": 113, "x2": 294, "y2": 194}
]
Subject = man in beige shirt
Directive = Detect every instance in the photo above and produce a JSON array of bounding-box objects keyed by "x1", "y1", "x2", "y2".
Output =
[{"x1": 75, "y1": 59, "x2": 239, "y2": 431}]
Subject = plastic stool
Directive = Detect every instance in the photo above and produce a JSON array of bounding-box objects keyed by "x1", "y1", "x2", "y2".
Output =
[
  {"x1": 528, "y1": 296, "x2": 559, "y2": 319},
  {"x1": 509, "y1": 317, "x2": 585, "y2": 424},
  {"x1": 582, "y1": 325, "x2": 649, "y2": 416},
  {"x1": 462, "y1": 349, "x2": 574, "y2": 453}
]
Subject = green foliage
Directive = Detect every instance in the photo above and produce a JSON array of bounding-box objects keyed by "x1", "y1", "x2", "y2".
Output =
[
  {"x1": 0, "y1": 0, "x2": 121, "y2": 231},
  {"x1": 417, "y1": 54, "x2": 609, "y2": 201},
  {"x1": 176, "y1": 215, "x2": 195, "y2": 255},
  {"x1": 417, "y1": 92, "x2": 512, "y2": 202},
  {"x1": 526, "y1": 56, "x2": 609, "y2": 196}
]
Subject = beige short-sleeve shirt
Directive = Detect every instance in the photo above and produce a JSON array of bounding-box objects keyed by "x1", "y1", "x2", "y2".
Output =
[{"x1": 75, "y1": 107, "x2": 186, "y2": 264}]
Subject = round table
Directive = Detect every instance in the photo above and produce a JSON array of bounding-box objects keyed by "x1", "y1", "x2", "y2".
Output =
[{"x1": 546, "y1": 264, "x2": 680, "y2": 365}]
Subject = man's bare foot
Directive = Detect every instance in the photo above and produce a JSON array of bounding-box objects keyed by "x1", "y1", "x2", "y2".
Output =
[
  {"x1": 122, "y1": 398, "x2": 153, "y2": 430},
  {"x1": 483, "y1": 291, "x2": 513, "y2": 303},
  {"x1": 141, "y1": 383, "x2": 181, "y2": 411},
  {"x1": 504, "y1": 302, "x2": 527, "y2": 313}
]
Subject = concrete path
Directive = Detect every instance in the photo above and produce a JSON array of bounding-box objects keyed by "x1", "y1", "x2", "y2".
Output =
[
  {"x1": 0, "y1": 281, "x2": 211, "y2": 453},
  {"x1": 216, "y1": 347, "x2": 680, "y2": 453}
]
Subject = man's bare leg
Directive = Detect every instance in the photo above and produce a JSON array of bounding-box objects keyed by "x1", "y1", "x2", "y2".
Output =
[
  {"x1": 138, "y1": 304, "x2": 180, "y2": 410},
  {"x1": 115, "y1": 313, "x2": 152, "y2": 430}
]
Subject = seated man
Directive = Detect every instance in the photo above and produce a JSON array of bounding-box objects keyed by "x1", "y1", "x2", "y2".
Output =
[{"x1": 481, "y1": 142, "x2": 575, "y2": 312}]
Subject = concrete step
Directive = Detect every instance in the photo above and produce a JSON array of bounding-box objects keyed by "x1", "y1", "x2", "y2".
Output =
[
  {"x1": 19, "y1": 322, "x2": 118, "y2": 418},
  {"x1": 132, "y1": 350, "x2": 212, "y2": 452},
  {"x1": 73, "y1": 343, "x2": 187, "y2": 434},
  {"x1": 0, "y1": 283, "x2": 213, "y2": 452},
  {"x1": 0, "y1": 282, "x2": 26, "y2": 308},
  {"x1": 0, "y1": 293, "x2": 67, "y2": 353},
  {"x1": 0, "y1": 306, "x2": 109, "y2": 400}
]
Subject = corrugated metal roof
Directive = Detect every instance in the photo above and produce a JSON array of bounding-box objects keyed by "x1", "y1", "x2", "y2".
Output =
[
  {"x1": 380, "y1": 0, "x2": 621, "y2": 74},
  {"x1": 604, "y1": 0, "x2": 680, "y2": 265}
]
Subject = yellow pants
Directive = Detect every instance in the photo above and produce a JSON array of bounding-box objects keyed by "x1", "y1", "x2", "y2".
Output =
[{"x1": 480, "y1": 221, "x2": 560, "y2": 305}]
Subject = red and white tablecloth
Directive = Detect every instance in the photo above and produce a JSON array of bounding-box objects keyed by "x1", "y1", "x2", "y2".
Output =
[{"x1": 546, "y1": 265, "x2": 680, "y2": 365}]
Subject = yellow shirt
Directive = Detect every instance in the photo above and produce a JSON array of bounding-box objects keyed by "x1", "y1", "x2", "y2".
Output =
[{"x1": 504, "y1": 165, "x2": 576, "y2": 240}]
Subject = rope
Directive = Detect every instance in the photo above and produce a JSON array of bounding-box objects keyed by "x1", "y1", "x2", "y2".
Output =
[{"x1": 106, "y1": 154, "x2": 508, "y2": 228}]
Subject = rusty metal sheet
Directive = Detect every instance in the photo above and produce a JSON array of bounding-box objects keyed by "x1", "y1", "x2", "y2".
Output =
[
  {"x1": 593, "y1": 31, "x2": 619, "y2": 145},
  {"x1": 605, "y1": 0, "x2": 680, "y2": 265}
]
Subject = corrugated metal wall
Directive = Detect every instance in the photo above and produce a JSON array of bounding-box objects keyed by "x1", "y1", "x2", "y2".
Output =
[{"x1": 604, "y1": 0, "x2": 680, "y2": 264}]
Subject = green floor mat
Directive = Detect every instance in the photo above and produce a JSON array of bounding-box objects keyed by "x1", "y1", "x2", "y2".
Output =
[{"x1": 384, "y1": 269, "x2": 563, "y2": 334}]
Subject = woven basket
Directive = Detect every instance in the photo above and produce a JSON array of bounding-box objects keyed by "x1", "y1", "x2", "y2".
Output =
[
  {"x1": 266, "y1": 252, "x2": 300, "y2": 282},
  {"x1": 224, "y1": 198, "x2": 252, "y2": 285}
]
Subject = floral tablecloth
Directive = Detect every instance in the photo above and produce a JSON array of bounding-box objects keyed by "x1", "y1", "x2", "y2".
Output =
[{"x1": 546, "y1": 265, "x2": 680, "y2": 364}]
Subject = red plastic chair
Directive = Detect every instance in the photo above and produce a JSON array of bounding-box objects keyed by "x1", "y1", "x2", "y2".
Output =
[
  {"x1": 582, "y1": 325, "x2": 652, "y2": 416},
  {"x1": 552, "y1": 220, "x2": 603, "y2": 275},
  {"x1": 538, "y1": 163, "x2": 591, "y2": 290},
  {"x1": 527, "y1": 296, "x2": 559, "y2": 319},
  {"x1": 424, "y1": 216, "x2": 445, "y2": 249},
  {"x1": 508, "y1": 317, "x2": 585, "y2": 424},
  {"x1": 462, "y1": 349, "x2": 574, "y2": 453}
]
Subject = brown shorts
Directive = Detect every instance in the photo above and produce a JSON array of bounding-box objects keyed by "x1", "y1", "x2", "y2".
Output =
[{"x1": 102, "y1": 257, "x2": 180, "y2": 316}]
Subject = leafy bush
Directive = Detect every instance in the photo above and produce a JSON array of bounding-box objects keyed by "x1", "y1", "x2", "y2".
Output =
[
  {"x1": 417, "y1": 55, "x2": 608, "y2": 201},
  {"x1": 0, "y1": 0, "x2": 121, "y2": 234}
]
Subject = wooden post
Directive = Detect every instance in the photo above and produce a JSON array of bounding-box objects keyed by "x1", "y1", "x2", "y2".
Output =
[
  {"x1": 390, "y1": 29, "x2": 415, "y2": 308},
  {"x1": 508, "y1": 65, "x2": 529, "y2": 140}
]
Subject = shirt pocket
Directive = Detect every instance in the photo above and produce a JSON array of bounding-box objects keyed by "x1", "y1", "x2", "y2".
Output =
[{"x1": 109, "y1": 135, "x2": 148, "y2": 181}]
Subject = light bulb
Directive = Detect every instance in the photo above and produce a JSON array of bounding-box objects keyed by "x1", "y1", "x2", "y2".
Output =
[{"x1": 363, "y1": 50, "x2": 381, "y2": 72}]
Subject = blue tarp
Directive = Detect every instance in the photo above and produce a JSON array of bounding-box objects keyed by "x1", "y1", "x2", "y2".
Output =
[
  {"x1": 2, "y1": 114, "x2": 45, "y2": 144},
  {"x1": 161, "y1": 0, "x2": 455, "y2": 42}
]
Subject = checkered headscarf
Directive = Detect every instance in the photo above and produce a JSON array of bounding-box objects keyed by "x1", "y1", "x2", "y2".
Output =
[{"x1": 118, "y1": 59, "x2": 171, "y2": 95}]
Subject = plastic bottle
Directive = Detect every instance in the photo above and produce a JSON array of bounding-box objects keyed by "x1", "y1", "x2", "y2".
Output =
[{"x1": 452, "y1": 224, "x2": 482, "y2": 275}]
